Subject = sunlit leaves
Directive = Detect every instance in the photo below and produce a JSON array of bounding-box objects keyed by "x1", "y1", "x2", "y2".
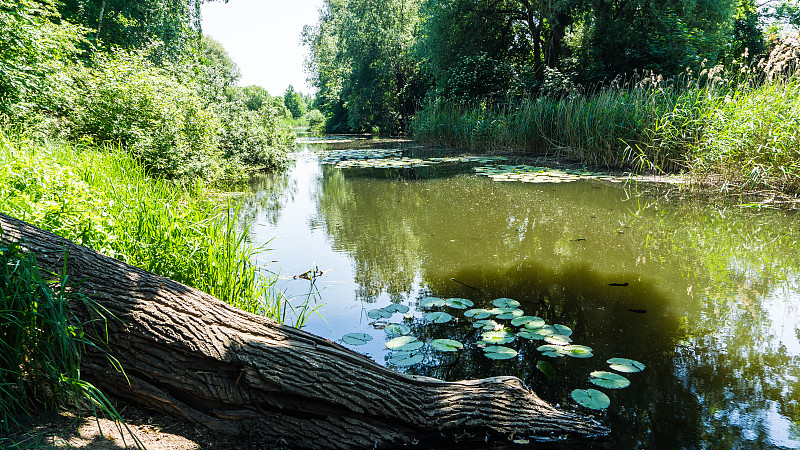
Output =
[
  {"x1": 465, "y1": 308, "x2": 492, "y2": 319},
  {"x1": 420, "y1": 296, "x2": 445, "y2": 308},
  {"x1": 384, "y1": 323, "x2": 411, "y2": 337},
  {"x1": 483, "y1": 346, "x2": 518, "y2": 360},
  {"x1": 563, "y1": 345, "x2": 594, "y2": 358},
  {"x1": 386, "y1": 336, "x2": 423, "y2": 351},
  {"x1": 389, "y1": 352, "x2": 424, "y2": 366},
  {"x1": 496, "y1": 308, "x2": 524, "y2": 320},
  {"x1": 511, "y1": 316, "x2": 544, "y2": 327},
  {"x1": 571, "y1": 389, "x2": 611, "y2": 410},
  {"x1": 342, "y1": 333, "x2": 373, "y2": 346},
  {"x1": 492, "y1": 298, "x2": 520, "y2": 308},
  {"x1": 607, "y1": 358, "x2": 646, "y2": 373},
  {"x1": 424, "y1": 311, "x2": 453, "y2": 323},
  {"x1": 431, "y1": 339, "x2": 464, "y2": 352},
  {"x1": 589, "y1": 371, "x2": 630, "y2": 389},
  {"x1": 481, "y1": 329, "x2": 515, "y2": 345},
  {"x1": 445, "y1": 298, "x2": 474, "y2": 309},
  {"x1": 473, "y1": 319, "x2": 500, "y2": 330}
]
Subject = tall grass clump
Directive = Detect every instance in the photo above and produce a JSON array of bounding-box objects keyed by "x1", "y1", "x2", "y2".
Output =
[
  {"x1": 0, "y1": 130, "x2": 289, "y2": 321},
  {"x1": 0, "y1": 244, "x2": 131, "y2": 440}
]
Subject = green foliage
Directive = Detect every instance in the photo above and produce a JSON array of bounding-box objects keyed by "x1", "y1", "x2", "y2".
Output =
[
  {"x1": 304, "y1": 109, "x2": 326, "y2": 133},
  {"x1": 197, "y1": 35, "x2": 241, "y2": 103},
  {"x1": 0, "y1": 0, "x2": 86, "y2": 119},
  {"x1": 58, "y1": 0, "x2": 202, "y2": 63},
  {"x1": 70, "y1": 51, "x2": 221, "y2": 179},
  {"x1": 0, "y1": 131, "x2": 290, "y2": 319},
  {"x1": 0, "y1": 244, "x2": 125, "y2": 436},
  {"x1": 284, "y1": 85, "x2": 305, "y2": 119},
  {"x1": 439, "y1": 53, "x2": 514, "y2": 104}
]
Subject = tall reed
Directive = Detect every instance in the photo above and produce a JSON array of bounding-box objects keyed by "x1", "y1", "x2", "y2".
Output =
[{"x1": 412, "y1": 69, "x2": 800, "y2": 193}]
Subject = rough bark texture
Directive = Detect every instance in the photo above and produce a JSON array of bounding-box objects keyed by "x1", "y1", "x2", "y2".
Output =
[{"x1": 0, "y1": 213, "x2": 608, "y2": 449}]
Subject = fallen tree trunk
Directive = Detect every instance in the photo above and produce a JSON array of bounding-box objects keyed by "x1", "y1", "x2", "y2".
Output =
[{"x1": 0, "y1": 213, "x2": 608, "y2": 448}]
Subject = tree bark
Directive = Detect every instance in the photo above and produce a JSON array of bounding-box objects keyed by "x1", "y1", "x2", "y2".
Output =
[{"x1": 0, "y1": 213, "x2": 608, "y2": 449}]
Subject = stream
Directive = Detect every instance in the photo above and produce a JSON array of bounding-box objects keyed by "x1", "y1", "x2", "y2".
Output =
[{"x1": 240, "y1": 137, "x2": 800, "y2": 449}]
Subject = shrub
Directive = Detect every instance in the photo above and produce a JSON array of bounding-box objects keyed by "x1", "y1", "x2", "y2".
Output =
[
  {"x1": 304, "y1": 109, "x2": 326, "y2": 133},
  {"x1": 70, "y1": 51, "x2": 222, "y2": 179}
]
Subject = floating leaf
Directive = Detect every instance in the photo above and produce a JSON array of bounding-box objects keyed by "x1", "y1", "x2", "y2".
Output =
[
  {"x1": 496, "y1": 308, "x2": 524, "y2": 320},
  {"x1": 537, "y1": 360, "x2": 556, "y2": 379},
  {"x1": 388, "y1": 352, "x2": 424, "y2": 366},
  {"x1": 473, "y1": 319, "x2": 500, "y2": 330},
  {"x1": 384, "y1": 323, "x2": 411, "y2": 337},
  {"x1": 419, "y1": 296, "x2": 446, "y2": 308},
  {"x1": 526, "y1": 323, "x2": 556, "y2": 334},
  {"x1": 367, "y1": 308, "x2": 392, "y2": 320},
  {"x1": 511, "y1": 316, "x2": 545, "y2": 327},
  {"x1": 445, "y1": 298, "x2": 474, "y2": 309},
  {"x1": 342, "y1": 333, "x2": 373, "y2": 346},
  {"x1": 492, "y1": 298, "x2": 521, "y2": 308},
  {"x1": 607, "y1": 358, "x2": 646, "y2": 373},
  {"x1": 482, "y1": 329, "x2": 515, "y2": 345},
  {"x1": 431, "y1": 339, "x2": 464, "y2": 352},
  {"x1": 483, "y1": 346, "x2": 518, "y2": 360},
  {"x1": 589, "y1": 371, "x2": 631, "y2": 389},
  {"x1": 564, "y1": 345, "x2": 594, "y2": 358},
  {"x1": 386, "y1": 336, "x2": 423, "y2": 351},
  {"x1": 553, "y1": 324, "x2": 573, "y2": 337},
  {"x1": 465, "y1": 308, "x2": 492, "y2": 319},
  {"x1": 537, "y1": 344, "x2": 567, "y2": 358},
  {"x1": 544, "y1": 334, "x2": 573, "y2": 346},
  {"x1": 571, "y1": 389, "x2": 611, "y2": 410},
  {"x1": 424, "y1": 311, "x2": 454, "y2": 323},
  {"x1": 384, "y1": 304, "x2": 410, "y2": 314}
]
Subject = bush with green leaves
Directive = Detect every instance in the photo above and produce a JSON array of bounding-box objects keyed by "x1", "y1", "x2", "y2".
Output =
[
  {"x1": 70, "y1": 51, "x2": 222, "y2": 179},
  {"x1": 304, "y1": 109, "x2": 326, "y2": 133},
  {"x1": 214, "y1": 100, "x2": 292, "y2": 174},
  {"x1": 0, "y1": 0, "x2": 85, "y2": 120}
]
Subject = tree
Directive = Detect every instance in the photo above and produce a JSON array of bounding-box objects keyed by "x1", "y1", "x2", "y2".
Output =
[
  {"x1": 283, "y1": 85, "x2": 305, "y2": 119},
  {"x1": 0, "y1": 213, "x2": 608, "y2": 448}
]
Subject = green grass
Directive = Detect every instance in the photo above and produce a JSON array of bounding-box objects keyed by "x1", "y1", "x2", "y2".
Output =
[
  {"x1": 412, "y1": 71, "x2": 800, "y2": 193},
  {"x1": 0, "y1": 130, "x2": 291, "y2": 319},
  {"x1": 0, "y1": 244, "x2": 137, "y2": 445}
]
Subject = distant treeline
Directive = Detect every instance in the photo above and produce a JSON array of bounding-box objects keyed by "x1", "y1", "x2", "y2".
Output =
[{"x1": 303, "y1": 0, "x2": 800, "y2": 135}]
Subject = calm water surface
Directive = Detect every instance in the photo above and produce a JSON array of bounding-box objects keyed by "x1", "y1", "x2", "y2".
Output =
[{"x1": 241, "y1": 139, "x2": 800, "y2": 449}]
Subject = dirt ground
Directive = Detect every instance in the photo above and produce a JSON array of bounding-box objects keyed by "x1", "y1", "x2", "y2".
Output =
[{"x1": 1, "y1": 404, "x2": 259, "y2": 450}]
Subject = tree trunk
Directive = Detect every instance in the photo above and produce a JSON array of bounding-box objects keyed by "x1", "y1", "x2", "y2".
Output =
[{"x1": 0, "y1": 213, "x2": 608, "y2": 449}]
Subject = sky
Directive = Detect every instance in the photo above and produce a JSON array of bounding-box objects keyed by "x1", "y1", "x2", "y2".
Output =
[{"x1": 201, "y1": 0, "x2": 325, "y2": 97}]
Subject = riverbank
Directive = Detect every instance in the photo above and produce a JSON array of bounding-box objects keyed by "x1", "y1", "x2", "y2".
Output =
[{"x1": 412, "y1": 56, "x2": 800, "y2": 196}]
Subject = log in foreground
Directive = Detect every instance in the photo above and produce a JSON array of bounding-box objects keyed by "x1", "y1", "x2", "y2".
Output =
[{"x1": 0, "y1": 213, "x2": 608, "y2": 448}]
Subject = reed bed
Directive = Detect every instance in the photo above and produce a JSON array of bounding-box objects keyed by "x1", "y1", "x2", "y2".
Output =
[{"x1": 412, "y1": 70, "x2": 800, "y2": 193}]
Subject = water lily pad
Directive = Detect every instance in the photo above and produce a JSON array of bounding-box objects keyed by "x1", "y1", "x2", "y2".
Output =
[
  {"x1": 465, "y1": 308, "x2": 492, "y2": 319},
  {"x1": 483, "y1": 346, "x2": 518, "y2": 360},
  {"x1": 473, "y1": 319, "x2": 500, "y2": 330},
  {"x1": 516, "y1": 330, "x2": 543, "y2": 340},
  {"x1": 482, "y1": 329, "x2": 515, "y2": 345},
  {"x1": 492, "y1": 298, "x2": 521, "y2": 308},
  {"x1": 607, "y1": 358, "x2": 646, "y2": 373},
  {"x1": 589, "y1": 371, "x2": 631, "y2": 389},
  {"x1": 386, "y1": 336, "x2": 423, "y2": 351},
  {"x1": 384, "y1": 304, "x2": 410, "y2": 314},
  {"x1": 537, "y1": 360, "x2": 556, "y2": 379},
  {"x1": 367, "y1": 308, "x2": 392, "y2": 320},
  {"x1": 388, "y1": 352, "x2": 424, "y2": 366},
  {"x1": 564, "y1": 345, "x2": 594, "y2": 358},
  {"x1": 445, "y1": 298, "x2": 474, "y2": 309},
  {"x1": 511, "y1": 316, "x2": 545, "y2": 327},
  {"x1": 571, "y1": 388, "x2": 611, "y2": 410},
  {"x1": 537, "y1": 344, "x2": 567, "y2": 357},
  {"x1": 431, "y1": 339, "x2": 464, "y2": 352},
  {"x1": 384, "y1": 323, "x2": 411, "y2": 337},
  {"x1": 553, "y1": 324, "x2": 573, "y2": 337},
  {"x1": 424, "y1": 311, "x2": 454, "y2": 323},
  {"x1": 525, "y1": 323, "x2": 557, "y2": 334},
  {"x1": 544, "y1": 334, "x2": 573, "y2": 346},
  {"x1": 496, "y1": 308, "x2": 524, "y2": 320},
  {"x1": 342, "y1": 333, "x2": 373, "y2": 346},
  {"x1": 419, "y1": 296, "x2": 445, "y2": 308}
]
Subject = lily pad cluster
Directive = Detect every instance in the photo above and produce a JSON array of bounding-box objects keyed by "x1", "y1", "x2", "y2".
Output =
[
  {"x1": 570, "y1": 357, "x2": 646, "y2": 411},
  {"x1": 318, "y1": 150, "x2": 511, "y2": 170},
  {"x1": 473, "y1": 165, "x2": 625, "y2": 184},
  {"x1": 318, "y1": 149, "x2": 404, "y2": 165}
]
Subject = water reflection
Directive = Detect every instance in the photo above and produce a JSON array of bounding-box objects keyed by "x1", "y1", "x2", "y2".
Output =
[{"x1": 245, "y1": 142, "x2": 800, "y2": 449}]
